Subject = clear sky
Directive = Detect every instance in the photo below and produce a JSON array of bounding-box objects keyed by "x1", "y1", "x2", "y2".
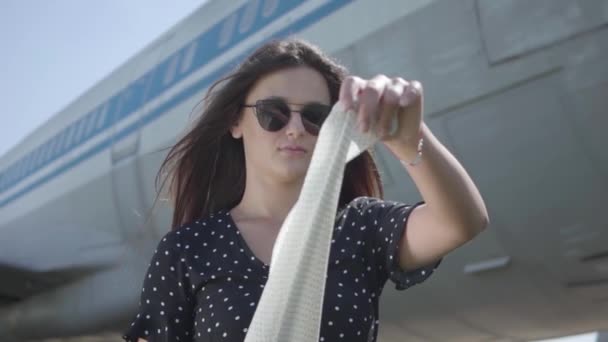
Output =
[{"x1": 0, "y1": 0, "x2": 206, "y2": 157}]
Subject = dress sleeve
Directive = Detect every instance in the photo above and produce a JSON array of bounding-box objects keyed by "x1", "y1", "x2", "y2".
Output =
[
  {"x1": 354, "y1": 196, "x2": 442, "y2": 291},
  {"x1": 122, "y1": 231, "x2": 195, "y2": 341}
]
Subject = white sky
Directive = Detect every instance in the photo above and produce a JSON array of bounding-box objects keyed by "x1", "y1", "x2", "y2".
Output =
[{"x1": 0, "y1": 0, "x2": 206, "y2": 157}]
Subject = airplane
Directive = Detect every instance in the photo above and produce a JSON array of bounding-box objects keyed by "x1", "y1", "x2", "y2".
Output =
[{"x1": 1, "y1": 0, "x2": 607, "y2": 341}]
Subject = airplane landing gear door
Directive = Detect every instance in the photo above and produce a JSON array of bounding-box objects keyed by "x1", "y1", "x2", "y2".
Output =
[
  {"x1": 110, "y1": 38, "x2": 170, "y2": 241},
  {"x1": 110, "y1": 76, "x2": 147, "y2": 241}
]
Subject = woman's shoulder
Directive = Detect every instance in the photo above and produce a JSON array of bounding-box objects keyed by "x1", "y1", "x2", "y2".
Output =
[
  {"x1": 337, "y1": 196, "x2": 387, "y2": 215},
  {"x1": 336, "y1": 196, "x2": 419, "y2": 226},
  {"x1": 335, "y1": 196, "x2": 379, "y2": 225},
  {"x1": 159, "y1": 209, "x2": 232, "y2": 245}
]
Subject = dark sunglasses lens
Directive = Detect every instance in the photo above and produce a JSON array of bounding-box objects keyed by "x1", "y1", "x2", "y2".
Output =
[
  {"x1": 301, "y1": 104, "x2": 331, "y2": 134},
  {"x1": 256, "y1": 100, "x2": 289, "y2": 131}
]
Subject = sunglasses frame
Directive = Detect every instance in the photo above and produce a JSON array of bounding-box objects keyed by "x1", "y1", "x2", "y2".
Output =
[{"x1": 242, "y1": 98, "x2": 332, "y2": 136}]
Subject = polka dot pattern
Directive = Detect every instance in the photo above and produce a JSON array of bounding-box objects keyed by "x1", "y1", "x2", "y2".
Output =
[{"x1": 122, "y1": 196, "x2": 441, "y2": 341}]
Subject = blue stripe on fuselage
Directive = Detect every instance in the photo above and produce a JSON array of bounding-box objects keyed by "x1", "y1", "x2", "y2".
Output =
[{"x1": 0, "y1": 0, "x2": 353, "y2": 208}]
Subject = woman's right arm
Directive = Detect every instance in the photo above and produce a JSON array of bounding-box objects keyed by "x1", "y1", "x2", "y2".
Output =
[{"x1": 122, "y1": 230, "x2": 195, "y2": 341}]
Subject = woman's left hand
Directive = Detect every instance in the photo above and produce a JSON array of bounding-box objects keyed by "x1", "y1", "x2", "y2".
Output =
[{"x1": 339, "y1": 74, "x2": 424, "y2": 150}]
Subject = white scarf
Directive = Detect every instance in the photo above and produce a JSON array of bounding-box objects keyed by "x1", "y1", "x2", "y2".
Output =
[{"x1": 245, "y1": 101, "x2": 390, "y2": 341}]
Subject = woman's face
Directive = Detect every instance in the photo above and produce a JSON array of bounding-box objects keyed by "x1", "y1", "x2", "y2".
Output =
[{"x1": 232, "y1": 66, "x2": 331, "y2": 184}]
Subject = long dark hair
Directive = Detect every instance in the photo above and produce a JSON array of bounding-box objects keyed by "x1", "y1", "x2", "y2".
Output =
[{"x1": 156, "y1": 38, "x2": 384, "y2": 229}]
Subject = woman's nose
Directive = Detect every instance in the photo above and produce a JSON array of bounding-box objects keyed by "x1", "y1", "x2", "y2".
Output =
[{"x1": 284, "y1": 111, "x2": 307, "y2": 137}]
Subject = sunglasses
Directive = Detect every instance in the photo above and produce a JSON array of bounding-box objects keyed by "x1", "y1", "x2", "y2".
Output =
[{"x1": 243, "y1": 97, "x2": 332, "y2": 136}]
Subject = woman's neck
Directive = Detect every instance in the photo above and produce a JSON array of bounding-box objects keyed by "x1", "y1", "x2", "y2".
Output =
[{"x1": 231, "y1": 173, "x2": 304, "y2": 225}]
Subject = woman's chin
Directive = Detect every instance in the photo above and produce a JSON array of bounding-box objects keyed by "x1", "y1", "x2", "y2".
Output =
[{"x1": 273, "y1": 164, "x2": 310, "y2": 184}]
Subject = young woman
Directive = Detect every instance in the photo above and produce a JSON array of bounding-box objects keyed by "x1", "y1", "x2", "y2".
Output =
[{"x1": 122, "y1": 38, "x2": 489, "y2": 342}]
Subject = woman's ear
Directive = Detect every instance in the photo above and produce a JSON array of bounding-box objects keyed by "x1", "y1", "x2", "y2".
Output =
[
  {"x1": 230, "y1": 119, "x2": 243, "y2": 139},
  {"x1": 231, "y1": 129, "x2": 242, "y2": 139}
]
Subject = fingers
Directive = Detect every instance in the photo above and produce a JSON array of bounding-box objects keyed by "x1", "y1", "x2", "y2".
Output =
[
  {"x1": 358, "y1": 74, "x2": 394, "y2": 132},
  {"x1": 376, "y1": 78, "x2": 405, "y2": 138},
  {"x1": 399, "y1": 80, "x2": 423, "y2": 107},
  {"x1": 339, "y1": 74, "x2": 420, "y2": 136},
  {"x1": 339, "y1": 76, "x2": 364, "y2": 112}
]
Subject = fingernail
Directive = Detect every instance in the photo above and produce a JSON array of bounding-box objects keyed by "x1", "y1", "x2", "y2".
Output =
[{"x1": 359, "y1": 119, "x2": 366, "y2": 132}]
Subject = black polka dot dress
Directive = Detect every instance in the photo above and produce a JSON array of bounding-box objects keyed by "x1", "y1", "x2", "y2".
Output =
[{"x1": 122, "y1": 196, "x2": 441, "y2": 341}]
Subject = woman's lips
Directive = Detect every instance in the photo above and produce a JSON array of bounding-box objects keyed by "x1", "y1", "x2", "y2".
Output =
[{"x1": 279, "y1": 145, "x2": 307, "y2": 155}]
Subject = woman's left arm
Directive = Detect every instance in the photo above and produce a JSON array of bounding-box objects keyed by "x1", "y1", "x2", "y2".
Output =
[
  {"x1": 340, "y1": 74, "x2": 490, "y2": 271},
  {"x1": 386, "y1": 121, "x2": 489, "y2": 271}
]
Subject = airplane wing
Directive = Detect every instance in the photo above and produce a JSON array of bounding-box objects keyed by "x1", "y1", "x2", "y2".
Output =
[{"x1": 0, "y1": 225, "x2": 123, "y2": 304}]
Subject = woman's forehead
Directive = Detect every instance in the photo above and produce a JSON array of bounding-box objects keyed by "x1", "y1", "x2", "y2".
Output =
[{"x1": 247, "y1": 66, "x2": 331, "y2": 104}]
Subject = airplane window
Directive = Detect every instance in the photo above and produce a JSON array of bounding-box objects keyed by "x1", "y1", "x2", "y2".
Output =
[
  {"x1": 74, "y1": 117, "x2": 87, "y2": 144},
  {"x1": 83, "y1": 110, "x2": 97, "y2": 140},
  {"x1": 23, "y1": 156, "x2": 32, "y2": 178},
  {"x1": 56, "y1": 128, "x2": 69, "y2": 156},
  {"x1": 163, "y1": 55, "x2": 179, "y2": 86},
  {"x1": 64, "y1": 123, "x2": 76, "y2": 152},
  {"x1": 29, "y1": 153, "x2": 38, "y2": 175},
  {"x1": 96, "y1": 103, "x2": 108, "y2": 130},
  {"x1": 239, "y1": 0, "x2": 259, "y2": 34},
  {"x1": 9, "y1": 164, "x2": 18, "y2": 184},
  {"x1": 43, "y1": 138, "x2": 54, "y2": 164},
  {"x1": 14, "y1": 163, "x2": 21, "y2": 183},
  {"x1": 14, "y1": 160, "x2": 24, "y2": 183},
  {"x1": 30, "y1": 151, "x2": 39, "y2": 174},
  {"x1": 49, "y1": 132, "x2": 64, "y2": 161},
  {"x1": 180, "y1": 41, "x2": 198, "y2": 74},
  {"x1": 22, "y1": 154, "x2": 32, "y2": 178},
  {"x1": 40, "y1": 142, "x2": 51, "y2": 164},
  {"x1": 28, "y1": 150, "x2": 37, "y2": 173},
  {"x1": 60, "y1": 128, "x2": 71, "y2": 155},
  {"x1": 32, "y1": 148, "x2": 42, "y2": 171},
  {"x1": 38, "y1": 145, "x2": 47, "y2": 168},
  {"x1": 219, "y1": 13, "x2": 237, "y2": 48},
  {"x1": 17, "y1": 158, "x2": 26, "y2": 182},
  {"x1": 24, "y1": 156, "x2": 33, "y2": 179},
  {"x1": 31, "y1": 149, "x2": 40, "y2": 172},
  {"x1": 5, "y1": 167, "x2": 13, "y2": 186},
  {"x1": 6, "y1": 169, "x2": 13, "y2": 188},
  {"x1": 21, "y1": 158, "x2": 30, "y2": 180},
  {"x1": 11, "y1": 162, "x2": 20, "y2": 184},
  {"x1": 71, "y1": 120, "x2": 82, "y2": 146},
  {"x1": 4, "y1": 171, "x2": 10, "y2": 188},
  {"x1": 262, "y1": 0, "x2": 279, "y2": 18},
  {"x1": 6, "y1": 166, "x2": 14, "y2": 186},
  {"x1": 58, "y1": 130, "x2": 69, "y2": 156},
  {"x1": 50, "y1": 133, "x2": 63, "y2": 161},
  {"x1": 30, "y1": 147, "x2": 42, "y2": 171},
  {"x1": 73, "y1": 120, "x2": 82, "y2": 145},
  {"x1": 37, "y1": 143, "x2": 47, "y2": 166},
  {"x1": 64, "y1": 125, "x2": 75, "y2": 153},
  {"x1": 5, "y1": 169, "x2": 11, "y2": 188},
  {"x1": 20, "y1": 159, "x2": 28, "y2": 180},
  {"x1": 7, "y1": 168, "x2": 14, "y2": 187},
  {"x1": 116, "y1": 89, "x2": 130, "y2": 121}
]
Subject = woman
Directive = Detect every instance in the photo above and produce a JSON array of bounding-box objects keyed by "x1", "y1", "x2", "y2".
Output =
[{"x1": 122, "y1": 38, "x2": 489, "y2": 342}]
